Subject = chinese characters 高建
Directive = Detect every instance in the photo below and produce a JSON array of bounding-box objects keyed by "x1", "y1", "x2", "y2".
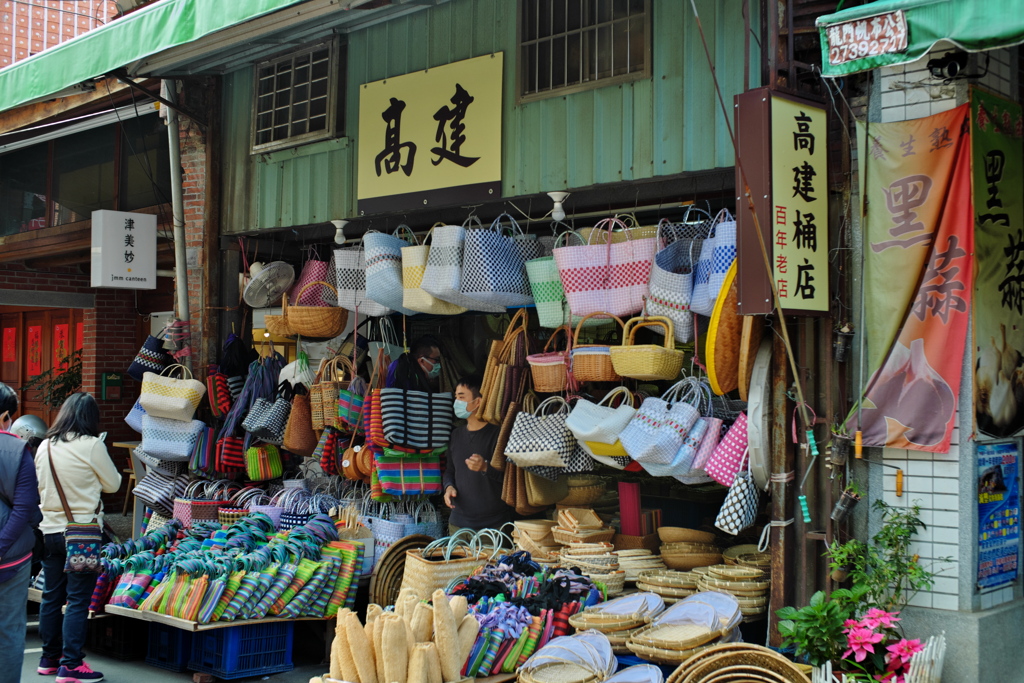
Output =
[
  {"x1": 431, "y1": 83, "x2": 479, "y2": 168},
  {"x1": 375, "y1": 97, "x2": 417, "y2": 177}
]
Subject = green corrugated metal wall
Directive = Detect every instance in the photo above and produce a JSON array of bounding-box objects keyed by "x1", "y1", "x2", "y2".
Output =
[{"x1": 222, "y1": 0, "x2": 758, "y2": 233}]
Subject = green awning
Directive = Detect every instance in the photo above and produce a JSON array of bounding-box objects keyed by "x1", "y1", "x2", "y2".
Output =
[
  {"x1": 817, "y1": 0, "x2": 1024, "y2": 77},
  {"x1": 0, "y1": 0, "x2": 309, "y2": 113}
]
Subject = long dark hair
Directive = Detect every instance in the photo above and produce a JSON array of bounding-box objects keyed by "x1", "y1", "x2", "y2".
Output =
[{"x1": 47, "y1": 392, "x2": 101, "y2": 442}]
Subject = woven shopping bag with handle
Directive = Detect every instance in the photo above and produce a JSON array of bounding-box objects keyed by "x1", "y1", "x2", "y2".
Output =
[
  {"x1": 690, "y1": 208, "x2": 737, "y2": 316},
  {"x1": 283, "y1": 280, "x2": 347, "y2": 338},
  {"x1": 571, "y1": 313, "x2": 625, "y2": 383},
  {"x1": 704, "y1": 412, "x2": 749, "y2": 487},
  {"x1": 553, "y1": 217, "x2": 657, "y2": 319},
  {"x1": 363, "y1": 226, "x2": 420, "y2": 316},
  {"x1": 609, "y1": 316, "x2": 685, "y2": 381},
  {"x1": 479, "y1": 309, "x2": 530, "y2": 425},
  {"x1": 422, "y1": 218, "x2": 505, "y2": 313},
  {"x1": 400, "y1": 530, "x2": 504, "y2": 598},
  {"x1": 527, "y1": 325, "x2": 575, "y2": 394},
  {"x1": 460, "y1": 213, "x2": 540, "y2": 309},
  {"x1": 333, "y1": 244, "x2": 391, "y2": 317},
  {"x1": 127, "y1": 333, "x2": 173, "y2": 382},
  {"x1": 140, "y1": 364, "x2": 206, "y2": 422},
  {"x1": 505, "y1": 396, "x2": 576, "y2": 469},
  {"x1": 714, "y1": 447, "x2": 759, "y2": 535},
  {"x1": 620, "y1": 378, "x2": 708, "y2": 468},
  {"x1": 402, "y1": 228, "x2": 468, "y2": 315}
]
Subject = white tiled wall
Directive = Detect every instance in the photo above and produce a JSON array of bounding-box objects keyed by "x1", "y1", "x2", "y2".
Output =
[
  {"x1": 878, "y1": 53, "x2": 959, "y2": 123},
  {"x1": 881, "y1": 432, "x2": 961, "y2": 611}
]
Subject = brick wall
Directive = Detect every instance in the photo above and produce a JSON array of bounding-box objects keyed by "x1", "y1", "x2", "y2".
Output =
[{"x1": 0, "y1": 0, "x2": 117, "y2": 67}]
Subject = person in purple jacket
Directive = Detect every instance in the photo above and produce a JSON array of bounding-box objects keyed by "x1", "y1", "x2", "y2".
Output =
[{"x1": 0, "y1": 382, "x2": 42, "y2": 683}]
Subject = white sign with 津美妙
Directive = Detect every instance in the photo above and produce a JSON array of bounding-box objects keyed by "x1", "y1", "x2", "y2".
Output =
[{"x1": 91, "y1": 210, "x2": 157, "y2": 290}]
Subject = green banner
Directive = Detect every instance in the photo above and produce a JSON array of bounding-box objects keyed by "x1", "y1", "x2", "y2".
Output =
[{"x1": 972, "y1": 88, "x2": 1024, "y2": 439}]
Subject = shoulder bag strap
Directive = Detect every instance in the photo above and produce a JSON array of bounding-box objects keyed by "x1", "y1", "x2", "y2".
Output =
[{"x1": 47, "y1": 441, "x2": 77, "y2": 525}]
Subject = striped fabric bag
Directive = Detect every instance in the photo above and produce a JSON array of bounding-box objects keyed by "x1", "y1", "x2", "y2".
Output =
[
  {"x1": 376, "y1": 450, "x2": 443, "y2": 496},
  {"x1": 379, "y1": 388, "x2": 454, "y2": 450}
]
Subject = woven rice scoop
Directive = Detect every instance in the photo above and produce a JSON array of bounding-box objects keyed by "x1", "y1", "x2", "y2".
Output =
[
  {"x1": 382, "y1": 614, "x2": 409, "y2": 683},
  {"x1": 431, "y1": 589, "x2": 462, "y2": 682},
  {"x1": 411, "y1": 602, "x2": 434, "y2": 643},
  {"x1": 345, "y1": 610, "x2": 379, "y2": 683},
  {"x1": 332, "y1": 611, "x2": 359, "y2": 683}
]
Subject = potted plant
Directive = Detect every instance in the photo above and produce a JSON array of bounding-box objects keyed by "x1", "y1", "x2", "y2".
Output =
[
  {"x1": 831, "y1": 481, "x2": 863, "y2": 525},
  {"x1": 830, "y1": 426, "x2": 853, "y2": 467},
  {"x1": 834, "y1": 322, "x2": 855, "y2": 363},
  {"x1": 777, "y1": 586, "x2": 868, "y2": 667}
]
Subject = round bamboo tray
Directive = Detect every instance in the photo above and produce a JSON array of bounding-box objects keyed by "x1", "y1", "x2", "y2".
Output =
[
  {"x1": 624, "y1": 640, "x2": 718, "y2": 666},
  {"x1": 662, "y1": 541, "x2": 720, "y2": 554},
  {"x1": 698, "y1": 665, "x2": 792, "y2": 683},
  {"x1": 636, "y1": 581, "x2": 697, "y2": 598},
  {"x1": 568, "y1": 611, "x2": 647, "y2": 633},
  {"x1": 519, "y1": 663, "x2": 602, "y2": 683},
  {"x1": 708, "y1": 564, "x2": 765, "y2": 580},
  {"x1": 629, "y1": 622, "x2": 727, "y2": 652},
  {"x1": 605, "y1": 628, "x2": 642, "y2": 655},
  {"x1": 736, "y1": 552, "x2": 772, "y2": 569},
  {"x1": 691, "y1": 565, "x2": 714, "y2": 575},
  {"x1": 637, "y1": 569, "x2": 700, "y2": 588},
  {"x1": 552, "y1": 527, "x2": 615, "y2": 545},
  {"x1": 661, "y1": 553, "x2": 723, "y2": 571},
  {"x1": 722, "y1": 544, "x2": 761, "y2": 564},
  {"x1": 666, "y1": 644, "x2": 793, "y2": 683},
  {"x1": 699, "y1": 576, "x2": 771, "y2": 592},
  {"x1": 658, "y1": 527, "x2": 717, "y2": 544},
  {"x1": 672, "y1": 645, "x2": 809, "y2": 683}
]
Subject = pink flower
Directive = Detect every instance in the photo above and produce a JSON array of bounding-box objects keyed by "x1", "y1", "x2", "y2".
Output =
[
  {"x1": 886, "y1": 638, "x2": 924, "y2": 665},
  {"x1": 843, "y1": 627, "x2": 885, "y2": 662},
  {"x1": 843, "y1": 618, "x2": 861, "y2": 632},
  {"x1": 862, "y1": 608, "x2": 901, "y2": 629}
]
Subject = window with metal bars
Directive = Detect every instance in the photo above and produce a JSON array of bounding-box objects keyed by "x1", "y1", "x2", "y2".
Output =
[
  {"x1": 252, "y1": 39, "x2": 340, "y2": 153},
  {"x1": 520, "y1": 0, "x2": 650, "y2": 100}
]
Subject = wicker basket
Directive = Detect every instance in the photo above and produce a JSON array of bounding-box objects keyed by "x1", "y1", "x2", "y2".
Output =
[
  {"x1": 613, "y1": 532, "x2": 661, "y2": 552},
  {"x1": 282, "y1": 280, "x2": 347, "y2": 338},
  {"x1": 590, "y1": 570, "x2": 626, "y2": 596},
  {"x1": 661, "y1": 541, "x2": 720, "y2": 554},
  {"x1": 667, "y1": 644, "x2": 810, "y2": 683},
  {"x1": 518, "y1": 663, "x2": 602, "y2": 683},
  {"x1": 218, "y1": 507, "x2": 249, "y2": 525},
  {"x1": 400, "y1": 546, "x2": 490, "y2": 598},
  {"x1": 571, "y1": 313, "x2": 625, "y2": 382},
  {"x1": 659, "y1": 527, "x2": 717, "y2": 544},
  {"x1": 557, "y1": 507, "x2": 604, "y2": 530},
  {"x1": 264, "y1": 314, "x2": 293, "y2": 337},
  {"x1": 628, "y1": 622, "x2": 727, "y2": 652},
  {"x1": 552, "y1": 526, "x2": 615, "y2": 545},
  {"x1": 708, "y1": 564, "x2": 765, "y2": 580},
  {"x1": 661, "y1": 552, "x2": 723, "y2": 571},
  {"x1": 528, "y1": 326, "x2": 572, "y2": 393},
  {"x1": 609, "y1": 316, "x2": 685, "y2": 381},
  {"x1": 624, "y1": 640, "x2": 718, "y2": 666}
]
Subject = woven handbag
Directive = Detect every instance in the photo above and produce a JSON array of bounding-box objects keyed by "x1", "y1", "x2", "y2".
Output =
[
  {"x1": 527, "y1": 325, "x2": 574, "y2": 394},
  {"x1": 553, "y1": 217, "x2": 657, "y2": 318},
  {"x1": 620, "y1": 379, "x2": 705, "y2": 466},
  {"x1": 376, "y1": 449, "x2": 443, "y2": 496},
  {"x1": 283, "y1": 386, "x2": 318, "y2": 458},
  {"x1": 691, "y1": 209, "x2": 736, "y2": 316},
  {"x1": 571, "y1": 313, "x2": 625, "y2": 383},
  {"x1": 245, "y1": 444, "x2": 284, "y2": 481},
  {"x1": 422, "y1": 219, "x2": 505, "y2": 313},
  {"x1": 124, "y1": 397, "x2": 146, "y2": 434},
  {"x1": 609, "y1": 316, "x2": 685, "y2": 381},
  {"x1": 283, "y1": 281, "x2": 347, "y2": 339},
  {"x1": 216, "y1": 436, "x2": 246, "y2": 473},
  {"x1": 714, "y1": 450, "x2": 758, "y2": 535},
  {"x1": 401, "y1": 230, "x2": 469, "y2": 315},
  {"x1": 524, "y1": 470, "x2": 568, "y2": 506},
  {"x1": 566, "y1": 386, "x2": 636, "y2": 444},
  {"x1": 460, "y1": 213, "x2": 537, "y2": 309},
  {"x1": 400, "y1": 538, "x2": 491, "y2": 598},
  {"x1": 311, "y1": 355, "x2": 354, "y2": 430},
  {"x1": 140, "y1": 364, "x2": 206, "y2": 422},
  {"x1": 505, "y1": 396, "x2": 575, "y2": 469},
  {"x1": 288, "y1": 252, "x2": 333, "y2": 306},
  {"x1": 243, "y1": 383, "x2": 293, "y2": 445},
  {"x1": 141, "y1": 414, "x2": 205, "y2": 461},
  {"x1": 645, "y1": 219, "x2": 697, "y2": 343},
  {"x1": 379, "y1": 388, "x2": 454, "y2": 450},
  {"x1": 704, "y1": 412, "x2": 749, "y2": 487},
  {"x1": 206, "y1": 370, "x2": 233, "y2": 419},
  {"x1": 127, "y1": 334, "x2": 173, "y2": 382},
  {"x1": 336, "y1": 377, "x2": 366, "y2": 433},
  {"x1": 189, "y1": 426, "x2": 217, "y2": 475},
  {"x1": 363, "y1": 226, "x2": 420, "y2": 316},
  {"x1": 333, "y1": 245, "x2": 391, "y2": 316},
  {"x1": 133, "y1": 470, "x2": 188, "y2": 517}
]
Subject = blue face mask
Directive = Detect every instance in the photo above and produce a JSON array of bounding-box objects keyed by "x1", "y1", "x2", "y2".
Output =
[
  {"x1": 425, "y1": 358, "x2": 442, "y2": 379},
  {"x1": 453, "y1": 399, "x2": 473, "y2": 420}
]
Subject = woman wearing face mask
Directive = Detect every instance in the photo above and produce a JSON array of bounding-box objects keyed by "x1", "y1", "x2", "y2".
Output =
[
  {"x1": 386, "y1": 334, "x2": 445, "y2": 392},
  {"x1": 442, "y1": 375, "x2": 514, "y2": 534}
]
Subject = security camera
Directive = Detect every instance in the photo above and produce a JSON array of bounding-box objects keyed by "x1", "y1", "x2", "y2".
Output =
[{"x1": 927, "y1": 52, "x2": 968, "y2": 81}]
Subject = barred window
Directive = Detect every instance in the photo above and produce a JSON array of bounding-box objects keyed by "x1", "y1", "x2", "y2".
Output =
[
  {"x1": 520, "y1": 0, "x2": 650, "y2": 100},
  {"x1": 252, "y1": 40, "x2": 340, "y2": 153}
]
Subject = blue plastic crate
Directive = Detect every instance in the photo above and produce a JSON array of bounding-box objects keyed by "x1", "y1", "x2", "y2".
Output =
[
  {"x1": 189, "y1": 621, "x2": 294, "y2": 680},
  {"x1": 145, "y1": 622, "x2": 193, "y2": 673}
]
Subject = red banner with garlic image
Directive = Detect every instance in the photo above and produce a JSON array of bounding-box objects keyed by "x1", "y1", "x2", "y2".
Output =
[
  {"x1": 852, "y1": 104, "x2": 973, "y2": 453},
  {"x1": 971, "y1": 88, "x2": 1024, "y2": 439}
]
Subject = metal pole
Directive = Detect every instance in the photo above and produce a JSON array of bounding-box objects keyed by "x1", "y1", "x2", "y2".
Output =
[{"x1": 164, "y1": 79, "x2": 191, "y2": 369}]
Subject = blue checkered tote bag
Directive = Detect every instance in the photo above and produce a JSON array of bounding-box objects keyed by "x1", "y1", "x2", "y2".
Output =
[
  {"x1": 460, "y1": 214, "x2": 535, "y2": 309},
  {"x1": 690, "y1": 209, "x2": 736, "y2": 316},
  {"x1": 363, "y1": 227, "x2": 420, "y2": 316}
]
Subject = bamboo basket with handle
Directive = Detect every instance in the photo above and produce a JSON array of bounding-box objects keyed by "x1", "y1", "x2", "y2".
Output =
[
  {"x1": 609, "y1": 316, "x2": 685, "y2": 381},
  {"x1": 571, "y1": 312, "x2": 625, "y2": 382},
  {"x1": 282, "y1": 280, "x2": 347, "y2": 338}
]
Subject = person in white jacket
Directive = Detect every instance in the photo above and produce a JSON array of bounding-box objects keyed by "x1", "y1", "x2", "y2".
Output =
[{"x1": 34, "y1": 393, "x2": 120, "y2": 683}]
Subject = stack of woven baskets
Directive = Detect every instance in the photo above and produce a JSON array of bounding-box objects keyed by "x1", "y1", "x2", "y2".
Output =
[
  {"x1": 696, "y1": 565, "x2": 770, "y2": 621},
  {"x1": 615, "y1": 549, "x2": 666, "y2": 581},
  {"x1": 559, "y1": 542, "x2": 625, "y2": 595},
  {"x1": 568, "y1": 593, "x2": 665, "y2": 656},
  {"x1": 723, "y1": 544, "x2": 771, "y2": 569},
  {"x1": 552, "y1": 508, "x2": 615, "y2": 545},
  {"x1": 635, "y1": 569, "x2": 700, "y2": 603},
  {"x1": 512, "y1": 520, "x2": 561, "y2": 565},
  {"x1": 659, "y1": 527, "x2": 722, "y2": 571},
  {"x1": 558, "y1": 475, "x2": 607, "y2": 507},
  {"x1": 666, "y1": 643, "x2": 811, "y2": 683}
]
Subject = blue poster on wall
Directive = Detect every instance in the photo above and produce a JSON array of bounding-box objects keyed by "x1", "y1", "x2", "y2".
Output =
[{"x1": 977, "y1": 441, "x2": 1020, "y2": 589}]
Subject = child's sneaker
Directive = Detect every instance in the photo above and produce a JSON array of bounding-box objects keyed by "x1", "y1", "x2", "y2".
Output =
[{"x1": 54, "y1": 663, "x2": 103, "y2": 683}]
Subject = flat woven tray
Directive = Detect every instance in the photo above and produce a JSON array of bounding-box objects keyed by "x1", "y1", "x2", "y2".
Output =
[
  {"x1": 568, "y1": 611, "x2": 647, "y2": 633},
  {"x1": 636, "y1": 581, "x2": 697, "y2": 598},
  {"x1": 519, "y1": 662, "x2": 603, "y2": 683},
  {"x1": 707, "y1": 564, "x2": 765, "y2": 580},
  {"x1": 662, "y1": 553, "x2": 723, "y2": 571},
  {"x1": 661, "y1": 541, "x2": 720, "y2": 554},
  {"x1": 722, "y1": 544, "x2": 761, "y2": 563},
  {"x1": 667, "y1": 644, "x2": 810, "y2": 683},
  {"x1": 637, "y1": 569, "x2": 699, "y2": 588},
  {"x1": 699, "y1": 576, "x2": 771, "y2": 592},
  {"x1": 625, "y1": 640, "x2": 720, "y2": 666},
  {"x1": 628, "y1": 622, "x2": 725, "y2": 651}
]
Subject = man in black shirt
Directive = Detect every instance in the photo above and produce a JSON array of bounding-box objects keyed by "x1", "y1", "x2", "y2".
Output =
[{"x1": 443, "y1": 375, "x2": 514, "y2": 532}]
